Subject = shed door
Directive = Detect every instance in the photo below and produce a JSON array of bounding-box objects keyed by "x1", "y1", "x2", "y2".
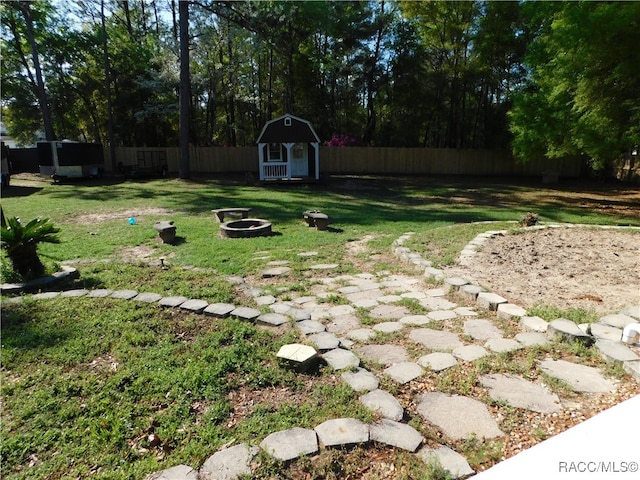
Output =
[{"x1": 290, "y1": 143, "x2": 308, "y2": 176}]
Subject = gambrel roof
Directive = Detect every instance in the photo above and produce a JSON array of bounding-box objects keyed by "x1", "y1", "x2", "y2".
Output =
[{"x1": 256, "y1": 114, "x2": 320, "y2": 144}]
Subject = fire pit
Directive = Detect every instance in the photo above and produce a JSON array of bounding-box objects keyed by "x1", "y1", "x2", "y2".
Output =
[{"x1": 219, "y1": 218, "x2": 272, "y2": 238}]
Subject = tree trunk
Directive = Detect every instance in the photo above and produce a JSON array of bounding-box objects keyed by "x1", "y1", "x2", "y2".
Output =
[
  {"x1": 179, "y1": 0, "x2": 191, "y2": 179},
  {"x1": 17, "y1": 2, "x2": 55, "y2": 141},
  {"x1": 10, "y1": 244, "x2": 44, "y2": 278}
]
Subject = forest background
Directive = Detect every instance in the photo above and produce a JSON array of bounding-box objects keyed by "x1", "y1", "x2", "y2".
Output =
[{"x1": 2, "y1": 0, "x2": 639, "y2": 171}]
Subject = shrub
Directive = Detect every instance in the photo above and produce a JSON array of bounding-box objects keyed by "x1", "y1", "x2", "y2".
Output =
[{"x1": 1, "y1": 216, "x2": 60, "y2": 278}]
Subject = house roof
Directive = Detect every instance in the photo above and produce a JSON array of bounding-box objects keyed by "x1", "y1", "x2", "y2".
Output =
[{"x1": 256, "y1": 114, "x2": 320, "y2": 144}]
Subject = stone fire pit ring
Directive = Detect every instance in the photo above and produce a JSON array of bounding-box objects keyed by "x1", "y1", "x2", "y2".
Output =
[{"x1": 219, "y1": 218, "x2": 272, "y2": 238}]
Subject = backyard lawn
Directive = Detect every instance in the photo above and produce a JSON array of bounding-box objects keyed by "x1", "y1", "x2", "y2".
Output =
[{"x1": 1, "y1": 173, "x2": 639, "y2": 479}]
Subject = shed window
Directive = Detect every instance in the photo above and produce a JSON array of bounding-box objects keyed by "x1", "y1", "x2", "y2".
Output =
[
  {"x1": 268, "y1": 143, "x2": 281, "y2": 161},
  {"x1": 284, "y1": 117, "x2": 292, "y2": 126}
]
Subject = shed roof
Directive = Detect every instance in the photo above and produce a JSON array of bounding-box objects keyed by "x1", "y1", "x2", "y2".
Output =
[{"x1": 256, "y1": 114, "x2": 320, "y2": 144}]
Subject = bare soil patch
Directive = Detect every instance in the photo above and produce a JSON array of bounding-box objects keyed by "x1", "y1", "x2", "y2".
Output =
[
  {"x1": 455, "y1": 227, "x2": 640, "y2": 315},
  {"x1": 73, "y1": 207, "x2": 177, "y2": 224}
]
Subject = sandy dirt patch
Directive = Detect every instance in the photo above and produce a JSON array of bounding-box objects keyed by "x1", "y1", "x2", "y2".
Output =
[
  {"x1": 454, "y1": 227, "x2": 640, "y2": 315},
  {"x1": 73, "y1": 208, "x2": 177, "y2": 224}
]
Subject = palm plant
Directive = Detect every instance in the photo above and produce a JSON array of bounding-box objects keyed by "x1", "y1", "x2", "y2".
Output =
[{"x1": 1, "y1": 216, "x2": 60, "y2": 278}]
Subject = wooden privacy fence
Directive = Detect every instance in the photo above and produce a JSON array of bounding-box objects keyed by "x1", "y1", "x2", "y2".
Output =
[{"x1": 106, "y1": 146, "x2": 584, "y2": 178}]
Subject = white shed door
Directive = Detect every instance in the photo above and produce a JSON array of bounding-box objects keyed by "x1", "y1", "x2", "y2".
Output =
[{"x1": 290, "y1": 143, "x2": 308, "y2": 176}]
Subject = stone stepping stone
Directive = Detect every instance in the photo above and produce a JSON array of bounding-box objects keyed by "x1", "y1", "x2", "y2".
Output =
[
  {"x1": 425, "y1": 287, "x2": 449, "y2": 297},
  {"x1": 459, "y1": 284, "x2": 484, "y2": 301},
  {"x1": 415, "y1": 392, "x2": 504, "y2": 440},
  {"x1": 292, "y1": 296, "x2": 317, "y2": 305},
  {"x1": 476, "y1": 292, "x2": 508, "y2": 310},
  {"x1": 464, "y1": 319, "x2": 504, "y2": 340},
  {"x1": 417, "y1": 352, "x2": 458, "y2": 372},
  {"x1": 424, "y1": 267, "x2": 444, "y2": 280},
  {"x1": 259, "y1": 427, "x2": 318, "y2": 462},
  {"x1": 326, "y1": 315, "x2": 361, "y2": 334},
  {"x1": 624, "y1": 360, "x2": 640, "y2": 382},
  {"x1": 342, "y1": 368, "x2": 379, "y2": 392},
  {"x1": 497, "y1": 303, "x2": 527, "y2": 320},
  {"x1": 479, "y1": 373, "x2": 561, "y2": 413},
  {"x1": 32, "y1": 291, "x2": 60, "y2": 300},
  {"x1": 359, "y1": 389, "x2": 404, "y2": 421},
  {"x1": 515, "y1": 332, "x2": 550, "y2": 347},
  {"x1": 384, "y1": 362, "x2": 423, "y2": 384},
  {"x1": 595, "y1": 339, "x2": 639, "y2": 363},
  {"x1": 203, "y1": 302, "x2": 235, "y2": 317},
  {"x1": 262, "y1": 267, "x2": 291, "y2": 278},
  {"x1": 322, "y1": 348, "x2": 360, "y2": 370},
  {"x1": 599, "y1": 313, "x2": 636, "y2": 328},
  {"x1": 180, "y1": 299, "x2": 209, "y2": 313},
  {"x1": 454, "y1": 307, "x2": 477, "y2": 317},
  {"x1": 417, "y1": 446, "x2": 474, "y2": 479},
  {"x1": 297, "y1": 251, "x2": 318, "y2": 257},
  {"x1": 621, "y1": 305, "x2": 640, "y2": 320},
  {"x1": 409, "y1": 328, "x2": 463, "y2": 351},
  {"x1": 296, "y1": 319, "x2": 326, "y2": 335},
  {"x1": 288, "y1": 308, "x2": 311, "y2": 322},
  {"x1": 400, "y1": 315, "x2": 431, "y2": 326},
  {"x1": 420, "y1": 297, "x2": 458, "y2": 310},
  {"x1": 453, "y1": 345, "x2": 488, "y2": 362},
  {"x1": 144, "y1": 464, "x2": 198, "y2": 480},
  {"x1": 87, "y1": 289, "x2": 113, "y2": 298},
  {"x1": 338, "y1": 285, "x2": 361, "y2": 294},
  {"x1": 370, "y1": 419, "x2": 423, "y2": 452},
  {"x1": 231, "y1": 306, "x2": 261, "y2": 321},
  {"x1": 373, "y1": 321, "x2": 404, "y2": 333},
  {"x1": 310, "y1": 263, "x2": 339, "y2": 270},
  {"x1": 255, "y1": 295, "x2": 276, "y2": 306},
  {"x1": 378, "y1": 294, "x2": 404, "y2": 304},
  {"x1": 369, "y1": 304, "x2": 410, "y2": 320},
  {"x1": 270, "y1": 302, "x2": 294, "y2": 315},
  {"x1": 547, "y1": 318, "x2": 594, "y2": 346},
  {"x1": 444, "y1": 276, "x2": 469, "y2": 289},
  {"x1": 590, "y1": 323, "x2": 623, "y2": 341},
  {"x1": 199, "y1": 444, "x2": 259, "y2": 480},
  {"x1": 356, "y1": 344, "x2": 410, "y2": 366},
  {"x1": 277, "y1": 344, "x2": 319, "y2": 373},
  {"x1": 266, "y1": 260, "x2": 290, "y2": 266},
  {"x1": 485, "y1": 338, "x2": 522, "y2": 353},
  {"x1": 257, "y1": 313, "x2": 289, "y2": 327},
  {"x1": 538, "y1": 359, "x2": 616, "y2": 393},
  {"x1": 428, "y1": 310, "x2": 457, "y2": 321},
  {"x1": 327, "y1": 304, "x2": 356, "y2": 317},
  {"x1": 520, "y1": 315, "x2": 548, "y2": 332},
  {"x1": 111, "y1": 289, "x2": 138, "y2": 300},
  {"x1": 347, "y1": 328, "x2": 377, "y2": 342},
  {"x1": 314, "y1": 418, "x2": 369, "y2": 447},
  {"x1": 308, "y1": 331, "x2": 340, "y2": 351},
  {"x1": 159, "y1": 296, "x2": 188, "y2": 308},
  {"x1": 134, "y1": 292, "x2": 162, "y2": 303}
]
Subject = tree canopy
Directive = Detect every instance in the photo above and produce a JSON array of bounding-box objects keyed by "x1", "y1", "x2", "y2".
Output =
[{"x1": 1, "y1": 0, "x2": 637, "y2": 169}]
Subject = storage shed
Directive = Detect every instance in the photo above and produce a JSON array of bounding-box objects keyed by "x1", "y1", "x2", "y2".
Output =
[{"x1": 257, "y1": 114, "x2": 320, "y2": 181}]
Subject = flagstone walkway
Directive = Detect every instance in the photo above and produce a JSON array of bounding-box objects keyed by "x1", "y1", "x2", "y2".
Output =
[{"x1": 5, "y1": 226, "x2": 639, "y2": 479}]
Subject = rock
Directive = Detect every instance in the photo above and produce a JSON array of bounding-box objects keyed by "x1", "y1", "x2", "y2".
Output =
[
  {"x1": 60, "y1": 289, "x2": 89, "y2": 298},
  {"x1": 257, "y1": 313, "x2": 289, "y2": 327},
  {"x1": 515, "y1": 332, "x2": 550, "y2": 347},
  {"x1": 547, "y1": 318, "x2": 594, "y2": 346},
  {"x1": 589, "y1": 323, "x2": 623, "y2": 342},
  {"x1": 322, "y1": 348, "x2": 360, "y2": 370},
  {"x1": 372, "y1": 322, "x2": 404, "y2": 333},
  {"x1": 359, "y1": 389, "x2": 404, "y2": 421},
  {"x1": 476, "y1": 292, "x2": 508, "y2": 310},
  {"x1": 370, "y1": 419, "x2": 423, "y2": 452},
  {"x1": 230, "y1": 306, "x2": 261, "y2": 322},
  {"x1": 199, "y1": 444, "x2": 259, "y2": 480},
  {"x1": 479, "y1": 373, "x2": 561, "y2": 413},
  {"x1": 341, "y1": 368, "x2": 379, "y2": 392},
  {"x1": 159, "y1": 296, "x2": 188, "y2": 308},
  {"x1": 595, "y1": 339, "x2": 639, "y2": 363},
  {"x1": 87, "y1": 289, "x2": 114, "y2": 298},
  {"x1": 276, "y1": 344, "x2": 319, "y2": 373},
  {"x1": 538, "y1": 359, "x2": 616, "y2": 393},
  {"x1": 314, "y1": 418, "x2": 369, "y2": 447},
  {"x1": 111, "y1": 289, "x2": 138, "y2": 300},
  {"x1": 369, "y1": 304, "x2": 410, "y2": 320},
  {"x1": 179, "y1": 299, "x2": 209, "y2": 313},
  {"x1": 144, "y1": 464, "x2": 198, "y2": 480},
  {"x1": 356, "y1": 344, "x2": 410, "y2": 366},
  {"x1": 497, "y1": 303, "x2": 527, "y2": 320},
  {"x1": 464, "y1": 319, "x2": 503, "y2": 340},
  {"x1": 520, "y1": 316, "x2": 548, "y2": 332},
  {"x1": 383, "y1": 362, "x2": 423, "y2": 384},
  {"x1": 262, "y1": 267, "x2": 291, "y2": 277},
  {"x1": 453, "y1": 345, "x2": 488, "y2": 362},
  {"x1": 427, "y1": 310, "x2": 457, "y2": 321},
  {"x1": 484, "y1": 338, "x2": 523, "y2": 353},
  {"x1": 134, "y1": 292, "x2": 162, "y2": 303},
  {"x1": 458, "y1": 284, "x2": 484, "y2": 301},
  {"x1": 417, "y1": 445, "x2": 474, "y2": 479},
  {"x1": 417, "y1": 352, "x2": 458, "y2": 372},
  {"x1": 620, "y1": 305, "x2": 640, "y2": 320},
  {"x1": 416, "y1": 392, "x2": 504, "y2": 440},
  {"x1": 308, "y1": 331, "x2": 340, "y2": 351},
  {"x1": 259, "y1": 427, "x2": 318, "y2": 462},
  {"x1": 399, "y1": 315, "x2": 431, "y2": 326},
  {"x1": 409, "y1": 328, "x2": 463, "y2": 351},
  {"x1": 599, "y1": 313, "x2": 637, "y2": 328},
  {"x1": 296, "y1": 319, "x2": 326, "y2": 335},
  {"x1": 347, "y1": 328, "x2": 377, "y2": 342}
]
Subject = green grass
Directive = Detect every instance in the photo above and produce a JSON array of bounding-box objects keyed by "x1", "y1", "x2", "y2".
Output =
[
  {"x1": 526, "y1": 302, "x2": 600, "y2": 325},
  {"x1": 1, "y1": 173, "x2": 639, "y2": 478}
]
